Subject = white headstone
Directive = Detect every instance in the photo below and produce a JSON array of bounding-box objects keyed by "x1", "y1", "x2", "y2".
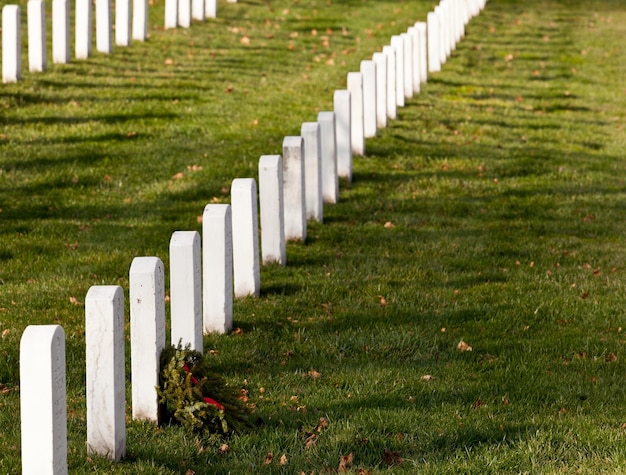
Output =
[
  {"x1": 129, "y1": 257, "x2": 166, "y2": 422},
  {"x1": 318, "y1": 111, "x2": 340, "y2": 199},
  {"x1": 282, "y1": 136, "x2": 307, "y2": 241},
  {"x1": 372, "y1": 52, "x2": 387, "y2": 129},
  {"x1": 400, "y1": 33, "x2": 413, "y2": 99},
  {"x1": 85, "y1": 286, "x2": 126, "y2": 461},
  {"x1": 20, "y1": 325, "x2": 67, "y2": 475},
  {"x1": 390, "y1": 36, "x2": 405, "y2": 107},
  {"x1": 347, "y1": 72, "x2": 365, "y2": 156},
  {"x1": 179, "y1": 0, "x2": 191, "y2": 27},
  {"x1": 231, "y1": 178, "x2": 261, "y2": 298},
  {"x1": 436, "y1": 6, "x2": 447, "y2": 65},
  {"x1": 165, "y1": 0, "x2": 178, "y2": 29},
  {"x1": 301, "y1": 122, "x2": 323, "y2": 221},
  {"x1": 192, "y1": 0, "x2": 204, "y2": 21},
  {"x1": 75, "y1": 0, "x2": 93, "y2": 59},
  {"x1": 205, "y1": 0, "x2": 216, "y2": 18},
  {"x1": 333, "y1": 90, "x2": 352, "y2": 183},
  {"x1": 382, "y1": 45, "x2": 397, "y2": 120},
  {"x1": 132, "y1": 0, "x2": 148, "y2": 41},
  {"x1": 3, "y1": 5, "x2": 21, "y2": 83},
  {"x1": 415, "y1": 22, "x2": 427, "y2": 83},
  {"x1": 170, "y1": 231, "x2": 203, "y2": 351},
  {"x1": 360, "y1": 60, "x2": 377, "y2": 138},
  {"x1": 96, "y1": 0, "x2": 112, "y2": 53},
  {"x1": 52, "y1": 0, "x2": 70, "y2": 63},
  {"x1": 116, "y1": 0, "x2": 132, "y2": 45},
  {"x1": 202, "y1": 203, "x2": 233, "y2": 333},
  {"x1": 28, "y1": 0, "x2": 47, "y2": 72},
  {"x1": 258, "y1": 155, "x2": 286, "y2": 266},
  {"x1": 408, "y1": 26, "x2": 421, "y2": 94},
  {"x1": 427, "y1": 11, "x2": 441, "y2": 73}
]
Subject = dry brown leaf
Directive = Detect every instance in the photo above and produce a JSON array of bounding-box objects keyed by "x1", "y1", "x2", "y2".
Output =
[
  {"x1": 69, "y1": 296, "x2": 81, "y2": 306},
  {"x1": 421, "y1": 374, "x2": 435, "y2": 381},
  {"x1": 307, "y1": 370, "x2": 321, "y2": 379},
  {"x1": 606, "y1": 352, "x2": 617, "y2": 363},
  {"x1": 218, "y1": 443, "x2": 230, "y2": 454},
  {"x1": 279, "y1": 454, "x2": 287, "y2": 466},
  {"x1": 457, "y1": 340, "x2": 473, "y2": 352},
  {"x1": 172, "y1": 172, "x2": 184, "y2": 180},
  {"x1": 378, "y1": 295, "x2": 388, "y2": 307},
  {"x1": 383, "y1": 221, "x2": 394, "y2": 228},
  {"x1": 264, "y1": 452, "x2": 273, "y2": 465},
  {"x1": 1, "y1": 329, "x2": 9, "y2": 339},
  {"x1": 338, "y1": 452, "x2": 354, "y2": 473},
  {"x1": 383, "y1": 449, "x2": 403, "y2": 466}
]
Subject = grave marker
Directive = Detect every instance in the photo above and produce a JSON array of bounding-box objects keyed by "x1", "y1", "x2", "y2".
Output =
[
  {"x1": 372, "y1": 52, "x2": 387, "y2": 129},
  {"x1": 360, "y1": 60, "x2": 377, "y2": 138},
  {"x1": 401, "y1": 32, "x2": 413, "y2": 99},
  {"x1": 231, "y1": 178, "x2": 261, "y2": 298},
  {"x1": 179, "y1": 0, "x2": 191, "y2": 27},
  {"x1": 282, "y1": 136, "x2": 307, "y2": 241},
  {"x1": 192, "y1": 0, "x2": 204, "y2": 21},
  {"x1": 427, "y1": 11, "x2": 441, "y2": 73},
  {"x1": 28, "y1": 0, "x2": 47, "y2": 72},
  {"x1": 116, "y1": 0, "x2": 132, "y2": 46},
  {"x1": 408, "y1": 26, "x2": 421, "y2": 94},
  {"x1": 129, "y1": 257, "x2": 165, "y2": 422},
  {"x1": 205, "y1": 0, "x2": 216, "y2": 18},
  {"x1": 382, "y1": 45, "x2": 397, "y2": 120},
  {"x1": 318, "y1": 111, "x2": 340, "y2": 198},
  {"x1": 258, "y1": 155, "x2": 286, "y2": 266},
  {"x1": 347, "y1": 72, "x2": 365, "y2": 156},
  {"x1": 301, "y1": 122, "x2": 323, "y2": 221},
  {"x1": 165, "y1": 0, "x2": 178, "y2": 29},
  {"x1": 390, "y1": 36, "x2": 405, "y2": 107},
  {"x1": 75, "y1": 0, "x2": 92, "y2": 59},
  {"x1": 170, "y1": 231, "x2": 203, "y2": 351},
  {"x1": 132, "y1": 0, "x2": 148, "y2": 41},
  {"x1": 53, "y1": 0, "x2": 70, "y2": 63},
  {"x1": 415, "y1": 22, "x2": 427, "y2": 83},
  {"x1": 20, "y1": 325, "x2": 67, "y2": 475},
  {"x1": 85, "y1": 286, "x2": 126, "y2": 461},
  {"x1": 2, "y1": 5, "x2": 21, "y2": 83},
  {"x1": 202, "y1": 203, "x2": 233, "y2": 333},
  {"x1": 96, "y1": 0, "x2": 112, "y2": 53},
  {"x1": 333, "y1": 90, "x2": 352, "y2": 183}
]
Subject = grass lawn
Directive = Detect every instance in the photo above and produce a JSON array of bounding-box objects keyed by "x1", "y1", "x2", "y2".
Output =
[{"x1": 2, "y1": 0, "x2": 626, "y2": 473}]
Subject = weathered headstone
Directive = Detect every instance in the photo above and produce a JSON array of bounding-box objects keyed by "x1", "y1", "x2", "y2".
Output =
[
  {"x1": 427, "y1": 11, "x2": 441, "y2": 73},
  {"x1": 202, "y1": 203, "x2": 233, "y2": 333},
  {"x1": 129, "y1": 256, "x2": 165, "y2": 422},
  {"x1": 231, "y1": 178, "x2": 261, "y2": 298},
  {"x1": 96, "y1": 0, "x2": 112, "y2": 53},
  {"x1": 2, "y1": 5, "x2": 21, "y2": 83},
  {"x1": 52, "y1": 0, "x2": 70, "y2": 63},
  {"x1": 382, "y1": 45, "x2": 397, "y2": 120},
  {"x1": 318, "y1": 111, "x2": 340, "y2": 198},
  {"x1": 401, "y1": 33, "x2": 413, "y2": 99},
  {"x1": 360, "y1": 60, "x2": 377, "y2": 138},
  {"x1": 282, "y1": 136, "x2": 307, "y2": 241},
  {"x1": 132, "y1": 0, "x2": 148, "y2": 41},
  {"x1": 372, "y1": 52, "x2": 387, "y2": 129},
  {"x1": 169, "y1": 231, "x2": 203, "y2": 351},
  {"x1": 390, "y1": 36, "x2": 404, "y2": 107},
  {"x1": 28, "y1": 0, "x2": 47, "y2": 72},
  {"x1": 415, "y1": 22, "x2": 427, "y2": 83},
  {"x1": 347, "y1": 72, "x2": 365, "y2": 156},
  {"x1": 179, "y1": 0, "x2": 191, "y2": 27},
  {"x1": 192, "y1": 0, "x2": 204, "y2": 21},
  {"x1": 75, "y1": 0, "x2": 93, "y2": 59},
  {"x1": 165, "y1": 0, "x2": 178, "y2": 29},
  {"x1": 85, "y1": 286, "x2": 126, "y2": 461},
  {"x1": 301, "y1": 122, "x2": 323, "y2": 221},
  {"x1": 20, "y1": 325, "x2": 67, "y2": 475},
  {"x1": 116, "y1": 0, "x2": 132, "y2": 46},
  {"x1": 258, "y1": 155, "x2": 286, "y2": 266},
  {"x1": 333, "y1": 90, "x2": 352, "y2": 183},
  {"x1": 205, "y1": 0, "x2": 216, "y2": 18}
]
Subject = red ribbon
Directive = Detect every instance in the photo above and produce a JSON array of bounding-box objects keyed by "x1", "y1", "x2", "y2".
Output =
[{"x1": 183, "y1": 363, "x2": 225, "y2": 411}]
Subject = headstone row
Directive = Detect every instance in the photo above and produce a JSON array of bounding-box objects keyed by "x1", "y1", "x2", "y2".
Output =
[{"x1": 17, "y1": 0, "x2": 488, "y2": 472}]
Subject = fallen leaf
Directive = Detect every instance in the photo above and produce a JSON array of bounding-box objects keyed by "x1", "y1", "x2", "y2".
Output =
[
  {"x1": 421, "y1": 374, "x2": 435, "y2": 381},
  {"x1": 383, "y1": 221, "x2": 395, "y2": 228},
  {"x1": 338, "y1": 453, "x2": 354, "y2": 473},
  {"x1": 240, "y1": 36, "x2": 250, "y2": 45},
  {"x1": 1, "y1": 329, "x2": 9, "y2": 339},
  {"x1": 279, "y1": 454, "x2": 287, "y2": 466},
  {"x1": 172, "y1": 172, "x2": 184, "y2": 180},
  {"x1": 185, "y1": 470, "x2": 195, "y2": 475},
  {"x1": 383, "y1": 449, "x2": 403, "y2": 466},
  {"x1": 304, "y1": 434, "x2": 318, "y2": 448},
  {"x1": 606, "y1": 352, "x2": 617, "y2": 363},
  {"x1": 218, "y1": 443, "x2": 230, "y2": 454},
  {"x1": 471, "y1": 398, "x2": 485, "y2": 409},
  {"x1": 165, "y1": 58, "x2": 174, "y2": 65},
  {"x1": 316, "y1": 417, "x2": 329, "y2": 432},
  {"x1": 457, "y1": 340, "x2": 473, "y2": 352},
  {"x1": 69, "y1": 296, "x2": 81, "y2": 306},
  {"x1": 264, "y1": 452, "x2": 273, "y2": 465},
  {"x1": 307, "y1": 370, "x2": 321, "y2": 379},
  {"x1": 233, "y1": 327, "x2": 244, "y2": 335},
  {"x1": 378, "y1": 295, "x2": 388, "y2": 307}
]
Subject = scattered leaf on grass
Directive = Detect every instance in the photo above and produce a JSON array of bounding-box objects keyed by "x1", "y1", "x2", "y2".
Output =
[
  {"x1": 383, "y1": 221, "x2": 394, "y2": 228},
  {"x1": 421, "y1": 374, "x2": 435, "y2": 381},
  {"x1": 240, "y1": 36, "x2": 250, "y2": 45},
  {"x1": 606, "y1": 352, "x2": 617, "y2": 363},
  {"x1": 338, "y1": 453, "x2": 354, "y2": 473},
  {"x1": 471, "y1": 398, "x2": 486, "y2": 409},
  {"x1": 1, "y1": 329, "x2": 9, "y2": 339},
  {"x1": 457, "y1": 340, "x2": 473, "y2": 352},
  {"x1": 69, "y1": 296, "x2": 81, "y2": 306},
  {"x1": 264, "y1": 452, "x2": 273, "y2": 465},
  {"x1": 378, "y1": 295, "x2": 388, "y2": 307},
  {"x1": 383, "y1": 449, "x2": 403, "y2": 466},
  {"x1": 218, "y1": 443, "x2": 230, "y2": 454}
]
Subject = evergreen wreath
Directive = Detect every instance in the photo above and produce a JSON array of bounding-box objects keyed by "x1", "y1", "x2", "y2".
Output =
[{"x1": 158, "y1": 344, "x2": 252, "y2": 436}]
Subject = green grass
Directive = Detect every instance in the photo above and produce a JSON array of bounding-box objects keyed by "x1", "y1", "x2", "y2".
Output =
[{"x1": 2, "y1": 0, "x2": 626, "y2": 473}]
